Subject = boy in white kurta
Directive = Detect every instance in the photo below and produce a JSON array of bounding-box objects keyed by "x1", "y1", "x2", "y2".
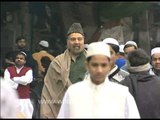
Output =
[{"x1": 57, "y1": 42, "x2": 140, "y2": 118}]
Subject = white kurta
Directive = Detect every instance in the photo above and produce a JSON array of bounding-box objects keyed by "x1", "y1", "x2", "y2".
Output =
[
  {"x1": 4, "y1": 66, "x2": 33, "y2": 118},
  {"x1": 57, "y1": 75, "x2": 140, "y2": 118}
]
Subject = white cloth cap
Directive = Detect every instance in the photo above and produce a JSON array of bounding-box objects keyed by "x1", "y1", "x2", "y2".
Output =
[
  {"x1": 39, "y1": 40, "x2": 49, "y2": 48},
  {"x1": 102, "y1": 38, "x2": 119, "y2": 46},
  {"x1": 125, "y1": 41, "x2": 137, "y2": 48},
  {"x1": 119, "y1": 45, "x2": 125, "y2": 53},
  {"x1": 151, "y1": 47, "x2": 160, "y2": 56},
  {"x1": 86, "y1": 42, "x2": 111, "y2": 58},
  {"x1": 84, "y1": 44, "x2": 89, "y2": 49}
]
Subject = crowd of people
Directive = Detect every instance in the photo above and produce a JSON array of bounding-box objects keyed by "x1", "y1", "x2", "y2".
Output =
[{"x1": 1, "y1": 22, "x2": 160, "y2": 118}]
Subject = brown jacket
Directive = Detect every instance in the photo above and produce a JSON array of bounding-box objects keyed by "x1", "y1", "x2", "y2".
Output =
[
  {"x1": 32, "y1": 50, "x2": 55, "y2": 73},
  {"x1": 40, "y1": 49, "x2": 86, "y2": 118}
]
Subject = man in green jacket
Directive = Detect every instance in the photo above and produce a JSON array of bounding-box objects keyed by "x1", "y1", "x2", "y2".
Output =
[{"x1": 40, "y1": 23, "x2": 87, "y2": 118}]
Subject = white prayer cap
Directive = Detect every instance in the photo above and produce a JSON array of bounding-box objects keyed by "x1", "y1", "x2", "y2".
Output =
[
  {"x1": 119, "y1": 45, "x2": 125, "y2": 53},
  {"x1": 124, "y1": 41, "x2": 137, "y2": 48},
  {"x1": 151, "y1": 47, "x2": 160, "y2": 56},
  {"x1": 84, "y1": 44, "x2": 89, "y2": 49},
  {"x1": 39, "y1": 40, "x2": 49, "y2": 48},
  {"x1": 86, "y1": 42, "x2": 110, "y2": 58},
  {"x1": 102, "y1": 38, "x2": 119, "y2": 46}
]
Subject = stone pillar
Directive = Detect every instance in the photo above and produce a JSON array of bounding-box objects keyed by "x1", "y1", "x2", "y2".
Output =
[{"x1": 138, "y1": 10, "x2": 150, "y2": 55}]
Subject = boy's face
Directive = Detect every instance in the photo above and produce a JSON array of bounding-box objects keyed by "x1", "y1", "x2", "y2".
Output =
[{"x1": 86, "y1": 55, "x2": 111, "y2": 85}]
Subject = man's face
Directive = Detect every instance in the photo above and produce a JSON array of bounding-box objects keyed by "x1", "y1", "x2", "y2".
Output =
[
  {"x1": 152, "y1": 53, "x2": 160, "y2": 70},
  {"x1": 67, "y1": 33, "x2": 84, "y2": 55},
  {"x1": 109, "y1": 46, "x2": 118, "y2": 68},
  {"x1": 87, "y1": 55, "x2": 111, "y2": 85},
  {"x1": 124, "y1": 46, "x2": 136, "y2": 58},
  {"x1": 16, "y1": 39, "x2": 27, "y2": 49},
  {"x1": 15, "y1": 54, "x2": 26, "y2": 68}
]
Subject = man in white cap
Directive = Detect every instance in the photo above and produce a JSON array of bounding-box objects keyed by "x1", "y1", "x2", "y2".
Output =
[
  {"x1": 123, "y1": 41, "x2": 138, "y2": 55},
  {"x1": 102, "y1": 38, "x2": 129, "y2": 83},
  {"x1": 57, "y1": 42, "x2": 140, "y2": 118},
  {"x1": 150, "y1": 47, "x2": 160, "y2": 78},
  {"x1": 32, "y1": 40, "x2": 55, "y2": 78},
  {"x1": 40, "y1": 23, "x2": 87, "y2": 118},
  {"x1": 32, "y1": 40, "x2": 55, "y2": 118},
  {"x1": 121, "y1": 40, "x2": 138, "y2": 72},
  {"x1": 4, "y1": 51, "x2": 34, "y2": 118}
]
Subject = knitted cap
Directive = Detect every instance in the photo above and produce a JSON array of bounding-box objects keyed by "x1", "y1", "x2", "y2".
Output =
[
  {"x1": 67, "y1": 23, "x2": 84, "y2": 36},
  {"x1": 86, "y1": 42, "x2": 111, "y2": 58}
]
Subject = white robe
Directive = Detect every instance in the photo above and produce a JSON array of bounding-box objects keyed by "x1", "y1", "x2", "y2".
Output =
[{"x1": 57, "y1": 75, "x2": 140, "y2": 118}]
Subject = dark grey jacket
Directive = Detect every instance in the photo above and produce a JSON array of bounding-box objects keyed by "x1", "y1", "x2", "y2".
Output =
[{"x1": 120, "y1": 71, "x2": 160, "y2": 118}]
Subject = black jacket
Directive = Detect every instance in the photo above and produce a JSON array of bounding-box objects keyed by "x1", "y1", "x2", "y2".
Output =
[{"x1": 120, "y1": 71, "x2": 160, "y2": 118}]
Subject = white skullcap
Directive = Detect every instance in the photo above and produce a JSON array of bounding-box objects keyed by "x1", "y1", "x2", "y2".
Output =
[
  {"x1": 86, "y1": 42, "x2": 111, "y2": 58},
  {"x1": 125, "y1": 41, "x2": 137, "y2": 48},
  {"x1": 39, "y1": 40, "x2": 49, "y2": 48},
  {"x1": 119, "y1": 45, "x2": 125, "y2": 53},
  {"x1": 84, "y1": 44, "x2": 89, "y2": 49},
  {"x1": 102, "y1": 38, "x2": 119, "y2": 46},
  {"x1": 19, "y1": 51, "x2": 27, "y2": 57},
  {"x1": 151, "y1": 47, "x2": 160, "y2": 56}
]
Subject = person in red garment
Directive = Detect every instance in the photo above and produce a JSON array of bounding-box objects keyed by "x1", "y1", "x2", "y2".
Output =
[{"x1": 4, "y1": 51, "x2": 33, "y2": 118}]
